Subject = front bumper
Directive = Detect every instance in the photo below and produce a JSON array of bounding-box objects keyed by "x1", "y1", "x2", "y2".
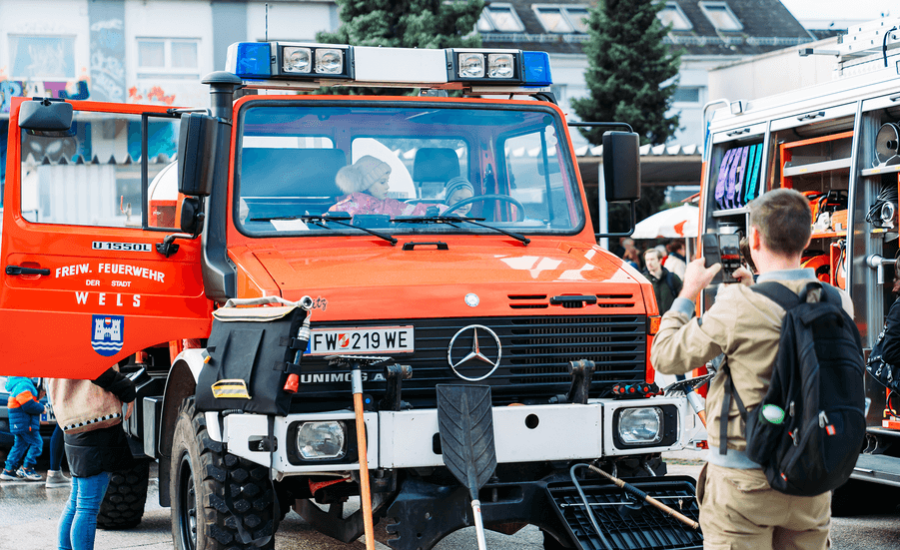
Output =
[{"x1": 214, "y1": 396, "x2": 695, "y2": 474}]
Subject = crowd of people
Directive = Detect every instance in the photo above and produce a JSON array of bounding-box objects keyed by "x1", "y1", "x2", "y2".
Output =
[{"x1": 612, "y1": 237, "x2": 688, "y2": 315}]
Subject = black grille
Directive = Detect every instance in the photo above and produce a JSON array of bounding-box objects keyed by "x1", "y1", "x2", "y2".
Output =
[
  {"x1": 548, "y1": 477, "x2": 702, "y2": 550},
  {"x1": 291, "y1": 315, "x2": 646, "y2": 410}
]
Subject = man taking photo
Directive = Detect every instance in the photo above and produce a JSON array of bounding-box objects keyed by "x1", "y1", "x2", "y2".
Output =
[{"x1": 651, "y1": 189, "x2": 853, "y2": 550}]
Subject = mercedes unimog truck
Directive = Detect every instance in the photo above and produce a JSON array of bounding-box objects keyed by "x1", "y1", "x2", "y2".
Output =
[{"x1": 1, "y1": 41, "x2": 701, "y2": 550}]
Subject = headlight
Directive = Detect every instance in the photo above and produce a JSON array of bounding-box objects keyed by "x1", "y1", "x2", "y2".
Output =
[
  {"x1": 617, "y1": 407, "x2": 663, "y2": 445},
  {"x1": 458, "y1": 53, "x2": 485, "y2": 78},
  {"x1": 283, "y1": 47, "x2": 311, "y2": 73},
  {"x1": 296, "y1": 421, "x2": 346, "y2": 460},
  {"x1": 487, "y1": 54, "x2": 514, "y2": 79},
  {"x1": 315, "y1": 49, "x2": 344, "y2": 74}
]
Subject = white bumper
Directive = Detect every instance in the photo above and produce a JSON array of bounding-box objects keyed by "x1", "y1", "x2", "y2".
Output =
[{"x1": 215, "y1": 395, "x2": 695, "y2": 475}]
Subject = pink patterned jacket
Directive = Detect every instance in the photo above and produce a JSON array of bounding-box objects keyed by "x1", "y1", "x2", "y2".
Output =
[{"x1": 328, "y1": 193, "x2": 447, "y2": 217}]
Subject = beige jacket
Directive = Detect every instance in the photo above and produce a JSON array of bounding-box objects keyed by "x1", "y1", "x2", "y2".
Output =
[
  {"x1": 47, "y1": 376, "x2": 124, "y2": 434},
  {"x1": 650, "y1": 274, "x2": 853, "y2": 456}
]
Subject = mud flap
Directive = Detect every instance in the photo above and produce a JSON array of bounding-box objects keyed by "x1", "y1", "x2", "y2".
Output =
[{"x1": 546, "y1": 475, "x2": 702, "y2": 550}]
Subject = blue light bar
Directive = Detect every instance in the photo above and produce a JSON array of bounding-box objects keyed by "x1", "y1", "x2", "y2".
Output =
[
  {"x1": 227, "y1": 42, "x2": 272, "y2": 79},
  {"x1": 522, "y1": 51, "x2": 552, "y2": 87}
]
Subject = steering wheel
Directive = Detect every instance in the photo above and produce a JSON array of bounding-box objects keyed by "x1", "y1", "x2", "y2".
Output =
[{"x1": 443, "y1": 194, "x2": 526, "y2": 222}]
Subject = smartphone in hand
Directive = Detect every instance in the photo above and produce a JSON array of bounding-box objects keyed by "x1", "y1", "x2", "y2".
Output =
[{"x1": 702, "y1": 233, "x2": 741, "y2": 284}]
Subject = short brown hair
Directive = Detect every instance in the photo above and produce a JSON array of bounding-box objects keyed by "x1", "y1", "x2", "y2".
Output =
[
  {"x1": 644, "y1": 248, "x2": 663, "y2": 261},
  {"x1": 748, "y1": 189, "x2": 811, "y2": 256}
]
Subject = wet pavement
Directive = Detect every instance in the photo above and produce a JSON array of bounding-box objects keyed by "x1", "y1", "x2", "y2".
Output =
[{"x1": 0, "y1": 455, "x2": 897, "y2": 549}]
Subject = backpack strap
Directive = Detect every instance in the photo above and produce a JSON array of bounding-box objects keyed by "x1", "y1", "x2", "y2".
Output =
[
  {"x1": 719, "y1": 362, "x2": 750, "y2": 455},
  {"x1": 751, "y1": 281, "x2": 802, "y2": 311},
  {"x1": 820, "y1": 283, "x2": 843, "y2": 306}
]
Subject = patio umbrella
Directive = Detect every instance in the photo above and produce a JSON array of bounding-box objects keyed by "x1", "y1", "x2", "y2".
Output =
[{"x1": 632, "y1": 204, "x2": 699, "y2": 239}]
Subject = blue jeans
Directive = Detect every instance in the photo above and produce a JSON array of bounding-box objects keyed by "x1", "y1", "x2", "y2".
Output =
[
  {"x1": 58, "y1": 473, "x2": 110, "y2": 550},
  {"x1": 4, "y1": 430, "x2": 42, "y2": 470}
]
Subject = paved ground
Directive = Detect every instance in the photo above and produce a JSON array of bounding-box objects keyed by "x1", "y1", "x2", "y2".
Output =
[{"x1": 0, "y1": 451, "x2": 898, "y2": 549}]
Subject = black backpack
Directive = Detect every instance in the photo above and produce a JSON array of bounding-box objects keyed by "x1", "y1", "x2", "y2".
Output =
[{"x1": 719, "y1": 281, "x2": 866, "y2": 496}]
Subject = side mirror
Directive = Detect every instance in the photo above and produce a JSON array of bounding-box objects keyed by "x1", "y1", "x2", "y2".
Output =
[
  {"x1": 180, "y1": 197, "x2": 205, "y2": 234},
  {"x1": 18, "y1": 99, "x2": 73, "y2": 131},
  {"x1": 177, "y1": 113, "x2": 220, "y2": 197},
  {"x1": 602, "y1": 131, "x2": 641, "y2": 202}
]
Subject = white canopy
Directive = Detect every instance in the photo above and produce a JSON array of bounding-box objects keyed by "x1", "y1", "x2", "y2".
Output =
[{"x1": 632, "y1": 204, "x2": 699, "y2": 239}]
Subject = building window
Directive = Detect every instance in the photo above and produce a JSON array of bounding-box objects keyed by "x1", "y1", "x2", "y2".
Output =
[
  {"x1": 672, "y1": 87, "x2": 701, "y2": 103},
  {"x1": 657, "y1": 2, "x2": 693, "y2": 31},
  {"x1": 478, "y1": 4, "x2": 525, "y2": 33},
  {"x1": 533, "y1": 5, "x2": 590, "y2": 34},
  {"x1": 698, "y1": 2, "x2": 742, "y2": 31},
  {"x1": 9, "y1": 36, "x2": 76, "y2": 79},
  {"x1": 137, "y1": 38, "x2": 200, "y2": 79},
  {"x1": 565, "y1": 7, "x2": 590, "y2": 34}
]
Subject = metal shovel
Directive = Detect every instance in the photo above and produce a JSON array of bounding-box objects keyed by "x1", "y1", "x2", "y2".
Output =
[{"x1": 436, "y1": 384, "x2": 497, "y2": 550}]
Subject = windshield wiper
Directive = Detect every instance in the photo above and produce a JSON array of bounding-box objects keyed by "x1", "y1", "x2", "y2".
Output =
[
  {"x1": 390, "y1": 215, "x2": 530, "y2": 246},
  {"x1": 250, "y1": 213, "x2": 397, "y2": 246}
]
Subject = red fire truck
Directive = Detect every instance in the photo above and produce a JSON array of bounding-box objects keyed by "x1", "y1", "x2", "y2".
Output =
[{"x1": 1, "y1": 42, "x2": 702, "y2": 549}]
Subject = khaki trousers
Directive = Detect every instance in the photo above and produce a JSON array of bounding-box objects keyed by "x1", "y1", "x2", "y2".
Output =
[{"x1": 697, "y1": 463, "x2": 831, "y2": 550}]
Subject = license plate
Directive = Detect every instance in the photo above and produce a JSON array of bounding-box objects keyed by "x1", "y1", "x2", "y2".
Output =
[{"x1": 306, "y1": 326, "x2": 414, "y2": 356}]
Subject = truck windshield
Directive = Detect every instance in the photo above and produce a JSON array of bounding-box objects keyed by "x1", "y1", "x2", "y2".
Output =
[{"x1": 235, "y1": 102, "x2": 584, "y2": 236}]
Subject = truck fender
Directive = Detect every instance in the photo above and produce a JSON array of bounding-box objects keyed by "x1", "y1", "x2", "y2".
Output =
[{"x1": 157, "y1": 348, "x2": 207, "y2": 507}]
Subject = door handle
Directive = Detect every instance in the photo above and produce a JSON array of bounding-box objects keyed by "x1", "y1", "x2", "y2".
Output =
[{"x1": 5, "y1": 265, "x2": 51, "y2": 276}]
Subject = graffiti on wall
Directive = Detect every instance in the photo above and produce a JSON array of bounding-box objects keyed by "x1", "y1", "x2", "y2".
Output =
[
  {"x1": 128, "y1": 86, "x2": 176, "y2": 105},
  {"x1": 88, "y1": 0, "x2": 126, "y2": 103},
  {"x1": 0, "y1": 80, "x2": 90, "y2": 113}
]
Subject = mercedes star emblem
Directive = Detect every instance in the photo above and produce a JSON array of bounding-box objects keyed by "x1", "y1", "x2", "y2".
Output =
[{"x1": 447, "y1": 324, "x2": 502, "y2": 382}]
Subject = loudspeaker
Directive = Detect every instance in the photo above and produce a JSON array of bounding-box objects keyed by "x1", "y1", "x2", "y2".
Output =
[{"x1": 875, "y1": 122, "x2": 900, "y2": 165}]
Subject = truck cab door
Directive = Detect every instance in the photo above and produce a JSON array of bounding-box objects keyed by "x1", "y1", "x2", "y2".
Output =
[{"x1": 0, "y1": 98, "x2": 213, "y2": 379}]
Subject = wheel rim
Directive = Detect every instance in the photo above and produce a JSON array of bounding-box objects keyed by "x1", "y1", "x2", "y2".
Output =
[{"x1": 177, "y1": 453, "x2": 198, "y2": 550}]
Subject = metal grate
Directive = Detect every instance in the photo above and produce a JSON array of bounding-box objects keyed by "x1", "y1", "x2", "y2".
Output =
[
  {"x1": 291, "y1": 315, "x2": 646, "y2": 410},
  {"x1": 548, "y1": 478, "x2": 702, "y2": 550}
]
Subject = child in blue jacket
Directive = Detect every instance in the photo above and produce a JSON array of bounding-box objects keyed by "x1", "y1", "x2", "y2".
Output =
[{"x1": 1, "y1": 377, "x2": 44, "y2": 481}]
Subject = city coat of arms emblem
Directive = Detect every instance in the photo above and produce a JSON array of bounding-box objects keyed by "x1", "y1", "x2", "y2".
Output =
[{"x1": 91, "y1": 315, "x2": 124, "y2": 357}]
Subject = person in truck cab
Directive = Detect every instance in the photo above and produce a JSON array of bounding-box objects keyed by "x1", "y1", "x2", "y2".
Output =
[
  {"x1": 443, "y1": 176, "x2": 475, "y2": 216},
  {"x1": 651, "y1": 189, "x2": 853, "y2": 550},
  {"x1": 329, "y1": 155, "x2": 443, "y2": 218}
]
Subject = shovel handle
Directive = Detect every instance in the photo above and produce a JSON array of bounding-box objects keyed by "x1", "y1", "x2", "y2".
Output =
[
  {"x1": 471, "y1": 499, "x2": 488, "y2": 550},
  {"x1": 353, "y1": 375, "x2": 376, "y2": 550},
  {"x1": 588, "y1": 464, "x2": 700, "y2": 530}
]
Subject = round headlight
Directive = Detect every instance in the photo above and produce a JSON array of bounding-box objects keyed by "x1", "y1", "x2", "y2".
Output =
[
  {"x1": 617, "y1": 407, "x2": 663, "y2": 445},
  {"x1": 458, "y1": 53, "x2": 485, "y2": 78},
  {"x1": 488, "y1": 54, "x2": 514, "y2": 79},
  {"x1": 284, "y1": 47, "x2": 311, "y2": 73},
  {"x1": 315, "y1": 49, "x2": 344, "y2": 74},
  {"x1": 296, "y1": 421, "x2": 346, "y2": 460}
]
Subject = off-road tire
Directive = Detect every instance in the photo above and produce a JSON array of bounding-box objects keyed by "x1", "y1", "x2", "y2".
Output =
[
  {"x1": 97, "y1": 460, "x2": 151, "y2": 529},
  {"x1": 171, "y1": 397, "x2": 276, "y2": 550}
]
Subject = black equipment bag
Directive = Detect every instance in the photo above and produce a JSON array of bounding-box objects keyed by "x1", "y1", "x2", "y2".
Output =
[
  {"x1": 720, "y1": 281, "x2": 866, "y2": 496},
  {"x1": 195, "y1": 305, "x2": 308, "y2": 416}
]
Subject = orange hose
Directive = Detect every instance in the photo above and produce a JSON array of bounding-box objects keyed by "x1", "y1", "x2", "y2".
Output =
[
  {"x1": 696, "y1": 409, "x2": 707, "y2": 428},
  {"x1": 354, "y1": 392, "x2": 376, "y2": 550}
]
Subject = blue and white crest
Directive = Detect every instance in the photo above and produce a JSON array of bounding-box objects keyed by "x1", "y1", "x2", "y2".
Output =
[{"x1": 91, "y1": 315, "x2": 124, "y2": 357}]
